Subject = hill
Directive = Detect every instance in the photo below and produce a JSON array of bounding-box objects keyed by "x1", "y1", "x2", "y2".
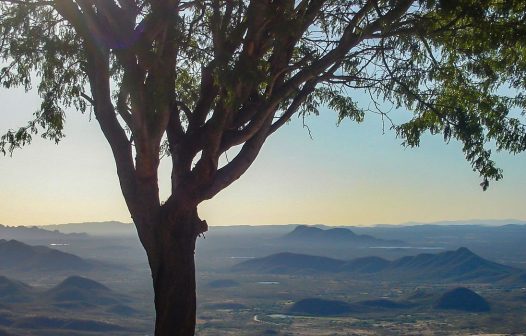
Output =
[
  {"x1": 235, "y1": 248, "x2": 520, "y2": 282},
  {"x1": 0, "y1": 275, "x2": 132, "y2": 315},
  {"x1": 232, "y1": 252, "x2": 344, "y2": 273},
  {"x1": 45, "y1": 276, "x2": 124, "y2": 307},
  {"x1": 283, "y1": 225, "x2": 403, "y2": 246},
  {"x1": 349, "y1": 224, "x2": 526, "y2": 261},
  {"x1": 435, "y1": 287, "x2": 490, "y2": 312},
  {"x1": 287, "y1": 298, "x2": 356, "y2": 316},
  {"x1": 0, "y1": 240, "x2": 93, "y2": 272},
  {"x1": 386, "y1": 247, "x2": 514, "y2": 281},
  {"x1": 0, "y1": 275, "x2": 138, "y2": 334}
]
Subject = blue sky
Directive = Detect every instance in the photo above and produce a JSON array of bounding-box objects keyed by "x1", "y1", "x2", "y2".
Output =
[{"x1": 1, "y1": 86, "x2": 525, "y2": 226}]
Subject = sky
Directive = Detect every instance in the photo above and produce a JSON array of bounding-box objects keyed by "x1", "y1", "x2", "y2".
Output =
[{"x1": 1, "y1": 86, "x2": 525, "y2": 227}]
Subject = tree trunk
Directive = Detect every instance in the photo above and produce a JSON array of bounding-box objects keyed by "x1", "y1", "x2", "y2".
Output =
[
  {"x1": 140, "y1": 203, "x2": 206, "y2": 336},
  {"x1": 153, "y1": 236, "x2": 197, "y2": 336}
]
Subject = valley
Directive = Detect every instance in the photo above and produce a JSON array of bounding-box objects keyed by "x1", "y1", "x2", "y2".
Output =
[{"x1": 0, "y1": 222, "x2": 524, "y2": 335}]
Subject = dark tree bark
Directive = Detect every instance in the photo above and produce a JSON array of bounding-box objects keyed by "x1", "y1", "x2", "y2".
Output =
[
  {"x1": 138, "y1": 201, "x2": 207, "y2": 336},
  {"x1": 152, "y1": 234, "x2": 197, "y2": 336}
]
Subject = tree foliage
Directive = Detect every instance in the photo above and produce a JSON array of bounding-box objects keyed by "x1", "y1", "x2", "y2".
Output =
[
  {"x1": 0, "y1": 1, "x2": 525, "y2": 334},
  {"x1": 1, "y1": 1, "x2": 525, "y2": 193},
  {"x1": 1, "y1": 1, "x2": 525, "y2": 194}
]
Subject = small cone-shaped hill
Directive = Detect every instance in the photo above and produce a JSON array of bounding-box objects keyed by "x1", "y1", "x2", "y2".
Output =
[
  {"x1": 45, "y1": 276, "x2": 121, "y2": 306},
  {"x1": 435, "y1": 287, "x2": 490, "y2": 312}
]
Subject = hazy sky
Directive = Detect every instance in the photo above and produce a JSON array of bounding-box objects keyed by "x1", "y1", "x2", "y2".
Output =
[{"x1": 1, "y1": 86, "x2": 525, "y2": 226}]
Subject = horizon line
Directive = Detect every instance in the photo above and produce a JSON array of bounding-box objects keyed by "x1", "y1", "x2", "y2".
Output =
[{"x1": 3, "y1": 217, "x2": 526, "y2": 228}]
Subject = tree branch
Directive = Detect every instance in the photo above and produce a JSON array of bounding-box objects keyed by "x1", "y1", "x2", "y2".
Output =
[
  {"x1": 269, "y1": 80, "x2": 317, "y2": 135},
  {"x1": 200, "y1": 115, "x2": 273, "y2": 201},
  {"x1": 84, "y1": 48, "x2": 138, "y2": 210}
]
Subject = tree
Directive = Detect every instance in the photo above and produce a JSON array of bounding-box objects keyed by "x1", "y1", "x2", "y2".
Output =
[{"x1": 0, "y1": 1, "x2": 524, "y2": 335}]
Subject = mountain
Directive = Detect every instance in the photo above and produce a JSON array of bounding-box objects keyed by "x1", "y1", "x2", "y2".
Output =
[
  {"x1": 0, "y1": 240, "x2": 93, "y2": 272},
  {"x1": 235, "y1": 248, "x2": 520, "y2": 282},
  {"x1": 435, "y1": 287, "x2": 490, "y2": 312},
  {"x1": 385, "y1": 247, "x2": 514, "y2": 281},
  {"x1": 39, "y1": 221, "x2": 136, "y2": 236},
  {"x1": 282, "y1": 225, "x2": 403, "y2": 246}
]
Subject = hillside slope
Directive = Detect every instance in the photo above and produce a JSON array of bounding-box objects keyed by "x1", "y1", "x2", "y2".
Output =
[{"x1": 235, "y1": 247, "x2": 519, "y2": 283}]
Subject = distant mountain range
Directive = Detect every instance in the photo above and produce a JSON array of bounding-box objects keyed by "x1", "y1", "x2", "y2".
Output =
[
  {"x1": 234, "y1": 247, "x2": 524, "y2": 283},
  {"x1": 7, "y1": 219, "x2": 523, "y2": 237},
  {"x1": 399, "y1": 219, "x2": 526, "y2": 226},
  {"x1": 282, "y1": 225, "x2": 404, "y2": 246},
  {"x1": 39, "y1": 221, "x2": 136, "y2": 236},
  {"x1": 0, "y1": 239, "x2": 93, "y2": 272},
  {"x1": 0, "y1": 224, "x2": 87, "y2": 242},
  {"x1": 349, "y1": 223, "x2": 526, "y2": 243}
]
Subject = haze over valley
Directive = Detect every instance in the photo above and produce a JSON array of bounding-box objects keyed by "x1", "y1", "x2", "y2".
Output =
[{"x1": 0, "y1": 221, "x2": 524, "y2": 335}]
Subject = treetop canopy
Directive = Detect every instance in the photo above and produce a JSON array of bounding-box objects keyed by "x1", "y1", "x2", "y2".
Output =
[{"x1": 0, "y1": 0, "x2": 524, "y2": 197}]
